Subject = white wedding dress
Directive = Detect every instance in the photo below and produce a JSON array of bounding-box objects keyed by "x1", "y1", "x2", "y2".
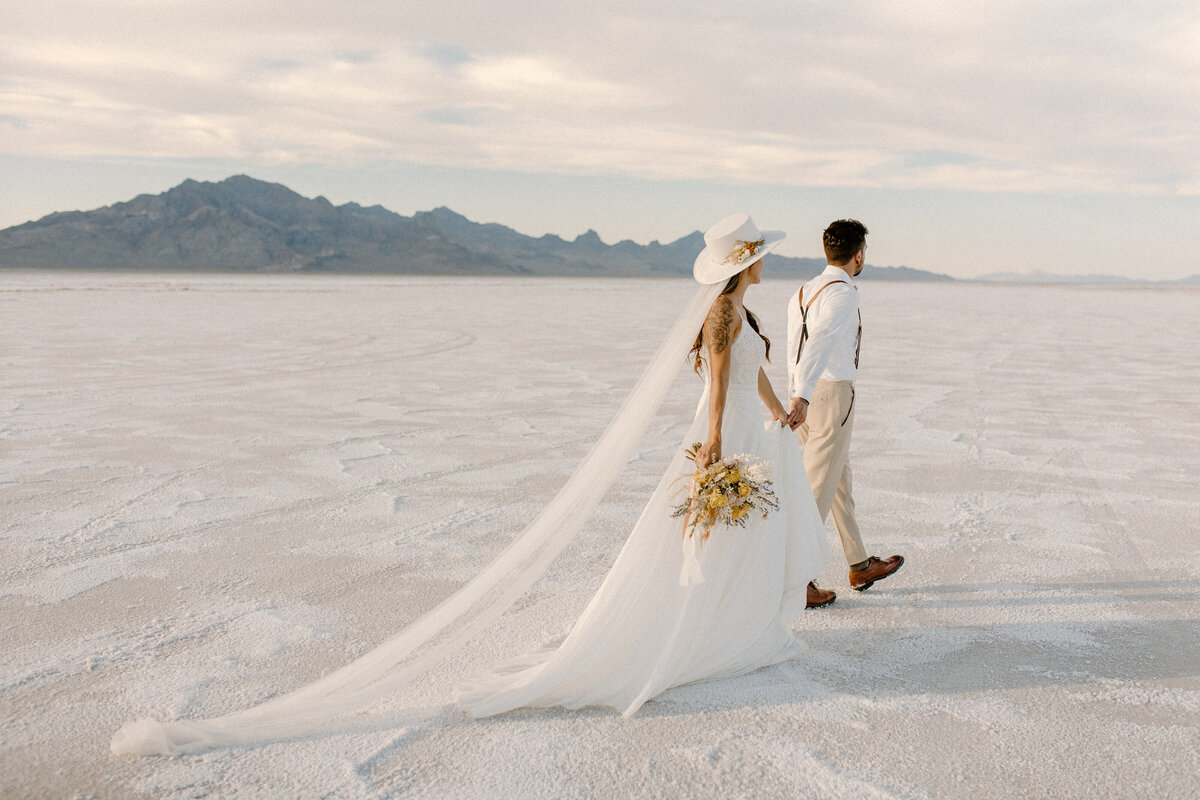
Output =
[{"x1": 457, "y1": 307, "x2": 831, "y2": 717}]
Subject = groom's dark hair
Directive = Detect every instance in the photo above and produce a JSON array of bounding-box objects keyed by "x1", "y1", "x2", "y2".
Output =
[{"x1": 823, "y1": 219, "x2": 869, "y2": 265}]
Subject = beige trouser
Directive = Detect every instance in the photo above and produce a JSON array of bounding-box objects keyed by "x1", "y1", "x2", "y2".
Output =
[{"x1": 797, "y1": 379, "x2": 868, "y2": 566}]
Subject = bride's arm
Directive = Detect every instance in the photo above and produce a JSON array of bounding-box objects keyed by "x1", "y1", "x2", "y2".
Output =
[
  {"x1": 695, "y1": 297, "x2": 739, "y2": 469},
  {"x1": 757, "y1": 367, "x2": 789, "y2": 427}
]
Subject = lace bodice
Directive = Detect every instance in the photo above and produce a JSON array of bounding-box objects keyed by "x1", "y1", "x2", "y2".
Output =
[
  {"x1": 704, "y1": 306, "x2": 763, "y2": 397},
  {"x1": 727, "y1": 308, "x2": 765, "y2": 391}
]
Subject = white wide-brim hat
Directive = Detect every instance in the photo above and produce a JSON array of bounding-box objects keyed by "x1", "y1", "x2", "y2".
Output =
[{"x1": 693, "y1": 213, "x2": 787, "y2": 284}]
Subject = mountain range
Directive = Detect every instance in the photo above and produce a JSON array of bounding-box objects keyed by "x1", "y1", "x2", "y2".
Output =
[{"x1": 0, "y1": 176, "x2": 950, "y2": 281}]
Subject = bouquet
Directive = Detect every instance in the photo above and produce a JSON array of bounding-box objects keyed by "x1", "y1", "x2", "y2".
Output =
[{"x1": 671, "y1": 443, "x2": 779, "y2": 542}]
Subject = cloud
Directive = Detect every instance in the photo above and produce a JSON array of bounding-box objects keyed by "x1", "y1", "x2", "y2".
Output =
[
  {"x1": 422, "y1": 44, "x2": 474, "y2": 70},
  {"x1": 1, "y1": 0, "x2": 1198, "y2": 194}
]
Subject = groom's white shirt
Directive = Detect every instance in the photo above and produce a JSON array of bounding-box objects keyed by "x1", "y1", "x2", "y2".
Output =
[{"x1": 787, "y1": 265, "x2": 860, "y2": 402}]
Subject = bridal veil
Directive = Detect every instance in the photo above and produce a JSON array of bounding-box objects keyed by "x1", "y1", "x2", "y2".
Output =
[{"x1": 112, "y1": 280, "x2": 725, "y2": 755}]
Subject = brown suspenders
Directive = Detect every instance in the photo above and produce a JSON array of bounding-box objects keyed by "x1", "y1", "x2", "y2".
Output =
[{"x1": 795, "y1": 279, "x2": 861, "y2": 368}]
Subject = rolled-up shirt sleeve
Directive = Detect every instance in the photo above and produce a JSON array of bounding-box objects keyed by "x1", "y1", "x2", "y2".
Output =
[{"x1": 790, "y1": 285, "x2": 858, "y2": 401}]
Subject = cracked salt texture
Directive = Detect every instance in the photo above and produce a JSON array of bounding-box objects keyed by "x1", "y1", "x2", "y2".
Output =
[{"x1": 1, "y1": 273, "x2": 1197, "y2": 798}]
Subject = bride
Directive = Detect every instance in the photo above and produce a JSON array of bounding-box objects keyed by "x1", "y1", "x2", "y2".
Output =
[
  {"x1": 111, "y1": 213, "x2": 830, "y2": 755},
  {"x1": 457, "y1": 213, "x2": 831, "y2": 717}
]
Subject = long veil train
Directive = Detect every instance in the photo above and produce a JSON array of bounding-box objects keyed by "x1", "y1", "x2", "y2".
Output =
[{"x1": 112, "y1": 280, "x2": 725, "y2": 755}]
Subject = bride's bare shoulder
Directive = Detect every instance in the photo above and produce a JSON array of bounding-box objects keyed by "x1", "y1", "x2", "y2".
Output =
[{"x1": 704, "y1": 295, "x2": 742, "y2": 354}]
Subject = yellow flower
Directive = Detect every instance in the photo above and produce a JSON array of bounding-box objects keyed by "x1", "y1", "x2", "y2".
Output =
[
  {"x1": 732, "y1": 505, "x2": 749, "y2": 520},
  {"x1": 728, "y1": 470, "x2": 741, "y2": 484},
  {"x1": 737, "y1": 482, "x2": 751, "y2": 497},
  {"x1": 706, "y1": 490, "x2": 726, "y2": 508}
]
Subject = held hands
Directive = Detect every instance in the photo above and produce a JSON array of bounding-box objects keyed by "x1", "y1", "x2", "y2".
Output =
[
  {"x1": 769, "y1": 404, "x2": 790, "y2": 428},
  {"x1": 787, "y1": 397, "x2": 809, "y2": 429},
  {"x1": 695, "y1": 437, "x2": 722, "y2": 470}
]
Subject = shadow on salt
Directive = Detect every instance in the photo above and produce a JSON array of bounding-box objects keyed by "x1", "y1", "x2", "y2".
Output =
[{"x1": 886, "y1": 578, "x2": 1200, "y2": 607}]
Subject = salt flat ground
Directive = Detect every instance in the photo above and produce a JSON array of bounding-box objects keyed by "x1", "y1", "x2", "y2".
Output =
[{"x1": 1, "y1": 272, "x2": 1198, "y2": 800}]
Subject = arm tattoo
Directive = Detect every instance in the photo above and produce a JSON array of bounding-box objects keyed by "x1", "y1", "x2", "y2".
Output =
[{"x1": 705, "y1": 297, "x2": 736, "y2": 356}]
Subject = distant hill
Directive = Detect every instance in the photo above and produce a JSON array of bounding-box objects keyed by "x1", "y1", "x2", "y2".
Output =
[
  {"x1": 0, "y1": 176, "x2": 951, "y2": 280},
  {"x1": 977, "y1": 270, "x2": 1136, "y2": 284}
]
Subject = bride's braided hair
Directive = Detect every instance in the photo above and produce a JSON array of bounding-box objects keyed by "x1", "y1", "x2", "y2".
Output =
[{"x1": 689, "y1": 272, "x2": 771, "y2": 375}]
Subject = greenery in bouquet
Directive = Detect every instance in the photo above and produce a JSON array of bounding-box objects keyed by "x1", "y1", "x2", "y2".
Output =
[{"x1": 671, "y1": 443, "x2": 779, "y2": 541}]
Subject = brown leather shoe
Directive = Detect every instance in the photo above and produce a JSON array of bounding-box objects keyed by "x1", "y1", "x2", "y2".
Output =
[
  {"x1": 849, "y1": 555, "x2": 904, "y2": 591},
  {"x1": 806, "y1": 580, "x2": 836, "y2": 608}
]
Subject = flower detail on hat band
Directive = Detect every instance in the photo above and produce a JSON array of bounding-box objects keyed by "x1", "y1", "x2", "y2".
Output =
[{"x1": 721, "y1": 238, "x2": 765, "y2": 265}]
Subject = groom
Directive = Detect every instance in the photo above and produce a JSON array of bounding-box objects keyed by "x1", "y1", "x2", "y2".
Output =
[{"x1": 787, "y1": 219, "x2": 903, "y2": 605}]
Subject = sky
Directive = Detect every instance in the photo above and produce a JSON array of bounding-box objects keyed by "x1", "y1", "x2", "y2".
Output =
[{"x1": 2, "y1": 1, "x2": 1198, "y2": 279}]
